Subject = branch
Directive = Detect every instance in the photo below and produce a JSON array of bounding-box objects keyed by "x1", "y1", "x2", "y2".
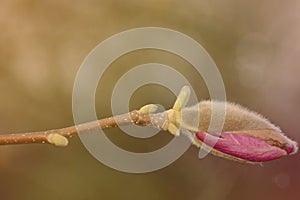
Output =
[
  {"x1": 0, "y1": 106, "x2": 170, "y2": 146},
  {"x1": 0, "y1": 86, "x2": 191, "y2": 147}
]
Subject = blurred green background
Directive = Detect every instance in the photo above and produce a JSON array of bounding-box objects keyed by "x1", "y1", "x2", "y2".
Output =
[{"x1": 0, "y1": 0, "x2": 299, "y2": 199}]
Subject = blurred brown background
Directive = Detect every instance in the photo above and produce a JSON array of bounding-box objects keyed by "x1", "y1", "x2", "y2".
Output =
[{"x1": 0, "y1": 0, "x2": 300, "y2": 199}]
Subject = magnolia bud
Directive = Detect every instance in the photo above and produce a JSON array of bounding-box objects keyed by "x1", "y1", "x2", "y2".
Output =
[{"x1": 181, "y1": 101, "x2": 298, "y2": 163}]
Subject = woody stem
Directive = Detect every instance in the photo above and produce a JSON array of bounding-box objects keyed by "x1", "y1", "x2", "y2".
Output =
[{"x1": 0, "y1": 110, "x2": 169, "y2": 146}]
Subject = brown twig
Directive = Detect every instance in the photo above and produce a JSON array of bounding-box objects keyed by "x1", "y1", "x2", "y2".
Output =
[
  {"x1": 0, "y1": 109, "x2": 169, "y2": 146},
  {"x1": 0, "y1": 86, "x2": 191, "y2": 147}
]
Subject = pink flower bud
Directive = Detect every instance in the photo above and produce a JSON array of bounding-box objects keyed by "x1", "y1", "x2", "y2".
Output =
[
  {"x1": 180, "y1": 101, "x2": 298, "y2": 163},
  {"x1": 195, "y1": 129, "x2": 297, "y2": 162}
]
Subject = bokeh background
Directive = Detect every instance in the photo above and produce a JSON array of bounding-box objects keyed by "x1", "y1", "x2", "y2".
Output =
[{"x1": 0, "y1": 0, "x2": 300, "y2": 199}]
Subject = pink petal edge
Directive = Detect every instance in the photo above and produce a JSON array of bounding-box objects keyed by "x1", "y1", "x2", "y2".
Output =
[{"x1": 195, "y1": 132, "x2": 290, "y2": 162}]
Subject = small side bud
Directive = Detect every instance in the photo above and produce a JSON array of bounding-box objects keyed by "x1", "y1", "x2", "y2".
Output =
[
  {"x1": 168, "y1": 123, "x2": 180, "y2": 136},
  {"x1": 139, "y1": 104, "x2": 158, "y2": 115},
  {"x1": 47, "y1": 133, "x2": 69, "y2": 147},
  {"x1": 173, "y1": 86, "x2": 191, "y2": 111}
]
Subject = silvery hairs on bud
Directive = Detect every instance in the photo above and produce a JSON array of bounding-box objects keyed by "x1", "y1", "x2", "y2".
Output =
[{"x1": 181, "y1": 101, "x2": 281, "y2": 133}]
